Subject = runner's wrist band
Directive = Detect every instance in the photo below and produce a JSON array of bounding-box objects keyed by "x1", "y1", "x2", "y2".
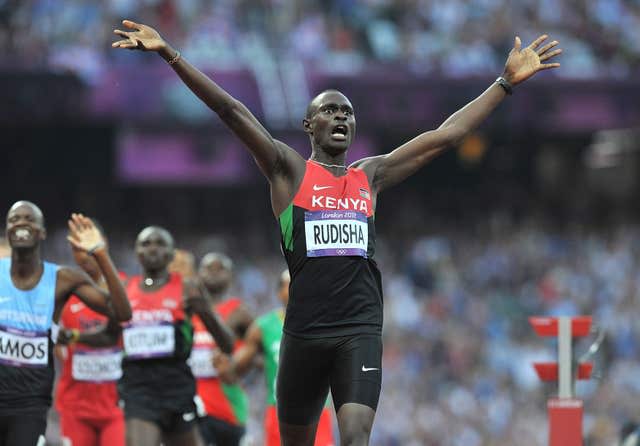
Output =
[
  {"x1": 70, "y1": 329, "x2": 80, "y2": 344},
  {"x1": 87, "y1": 242, "x2": 105, "y2": 256},
  {"x1": 495, "y1": 76, "x2": 513, "y2": 95},
  {"x1": 168, "y1": 50, "x2": 181, "y2": 65}
]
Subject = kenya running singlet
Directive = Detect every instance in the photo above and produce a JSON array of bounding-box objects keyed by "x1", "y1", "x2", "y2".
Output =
[
  {"x1": 190, "y1": 298, "x2": 248, "y2": 426},
  {"x1": 119, "y1": 273, "x2": 195, "y2": 411},
  {"x1": 56, "y1": 296, "x2": 123, "y2": 419},
  {"x1": 278, "y1": 160, "x2": 383, "y2": 337},
  {"x1": 0, "y1": 258, "x2": 58, "y2": 415}
]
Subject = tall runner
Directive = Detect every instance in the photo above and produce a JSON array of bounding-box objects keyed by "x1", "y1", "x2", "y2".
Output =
[
  {"x1": 119, "y1": 226, "x2": 234, "y2": 446},
  {"x1": 55, "y1": 220, "x2": 126, "y2": 446},
  {"x1": 190, "y1": 253, "x2": 252, "y2": 446},
  {"x1": 113, "y1": 21, "x2": 562, "y2": 445},
  {"x1": 0, "y1": 202, "x2": 130, "y2": 445},
  {"x1": 215, "y1": 270, "x2": 335, "y2": 446}
]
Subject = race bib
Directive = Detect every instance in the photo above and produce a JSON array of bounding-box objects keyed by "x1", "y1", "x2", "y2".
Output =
[
  {"x1": 0, "y1": 325, "x2": 48, "y2": 367},
  {"x1": 123, "y1": 323, "x2": 175, "y2": 359},
  {"x1": 305, "y1": 210, "x2": 368, "y2": 257},
  {"x1": 188, "y1": 347, "x2": 217, "y2": 378},
  {"x1": 72, "y1": 349, "x2": 123, "y2": 382}
]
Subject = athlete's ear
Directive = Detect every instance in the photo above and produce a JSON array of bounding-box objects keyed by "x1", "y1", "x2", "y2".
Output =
[
  {"x1": 303, "y1": 118, "x2": 312, "y2": 134},
  {"x1": 40, "y1": 227, "x2": 47, "y2": 241}
]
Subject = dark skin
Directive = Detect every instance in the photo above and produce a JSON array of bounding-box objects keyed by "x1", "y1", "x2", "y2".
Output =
[
  {"x1": 57, "y1": 227, "x2": 124, "y2": 351},
  {"x1": 214, "y1": 271, "x2": 290, "y2": 383},
  {"x1": 113, "y1": 22, "x2": 562, "y2": 446},
  {"x1": 68, "y1": 227, "x2": 234, "y2": 446},
  {"x1": 198, "y1": 253, "x2": 253, "y2": 339},
  {"x1": 6, "y1": 201, "x2": 131, "y2": 324}
]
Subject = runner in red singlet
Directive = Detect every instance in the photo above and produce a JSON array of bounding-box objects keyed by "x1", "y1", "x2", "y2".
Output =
[
  {"x1": 191, "y1": 253, "x2": 252, "y2": 446},
  {"x1": 56, "y1": 220, "x2": 126, "y2": 446},
  {"x1": 120, "y1": 227, "x2": 237, "y2": 446}
]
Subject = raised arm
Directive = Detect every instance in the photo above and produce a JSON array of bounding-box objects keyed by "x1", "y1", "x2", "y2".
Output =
[
  {"x1": 57, "y1": 214, "x2": 131, "y2": 322},
  {"x1": 355, "y1": 35, "x2": 562, "y2": 193},
  {"x1": 112, "y1": 20, "x2": 305, "y2": 186}
]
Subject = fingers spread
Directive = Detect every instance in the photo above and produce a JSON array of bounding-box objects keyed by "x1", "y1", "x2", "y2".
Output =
[
  {"x1": 122, "y1": 20, "x2": 140, "y2": 30},
  {"x1": 540, "y1": 63, "x2": 561, "y2": 70},
  {"x1": 529, "y1": 34, "x2": 548, "y2": 50},
  {"x1": 537, "y1": 40, "x2": 558, "y2": 55},
  {"x1": 539, "y1": 48, "x2": 562, "y2": 61}
]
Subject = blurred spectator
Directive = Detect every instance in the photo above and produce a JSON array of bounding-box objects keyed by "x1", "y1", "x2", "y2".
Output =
[{"x1": 3, "y1": 0, "x2": 640, "y2": 78}]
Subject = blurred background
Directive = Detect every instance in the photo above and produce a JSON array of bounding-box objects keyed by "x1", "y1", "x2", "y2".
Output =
[{"x1": 3, "y1": 0, "x2": 640, "y2": 445}]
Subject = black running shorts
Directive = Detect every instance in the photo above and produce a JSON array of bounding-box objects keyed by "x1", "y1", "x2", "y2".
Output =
[
  {"x1": 123, "y1": 400, "x2": 198, "y2": 435},
  {"x1": 198, "y1": 415, "x2": 245, "y2": 446},
  {"x1": 276, "y1": 333, "x2": 382, "y2": 425},
  {"x1": 0, "y1": 411, "x2": 47, "y2": 446}
]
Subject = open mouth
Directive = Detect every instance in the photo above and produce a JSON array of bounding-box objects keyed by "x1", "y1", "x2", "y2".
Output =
[
  {"x1": 12, "y1": 227, "x2": 32, "y2": 241},
  {"x1": 331, "y1": 125, "x2": 348, "y2": 141}
]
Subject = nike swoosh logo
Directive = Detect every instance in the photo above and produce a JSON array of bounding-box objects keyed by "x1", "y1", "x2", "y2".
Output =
[
  {"x1": 313, "y1": 185, "x2": 333, "y2": 191},
  {"x1": 361, "y1": 365, "x2": 379, "y2": 372},
  {"x1": 0, "y1": 297, "x2": 11, "y2": 304}
]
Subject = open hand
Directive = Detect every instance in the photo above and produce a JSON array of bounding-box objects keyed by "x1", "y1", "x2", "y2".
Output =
[
  {"x1": 112, "y1": 20, "x2": 166, "y2": 52},
  {"x1": 503, "y1": 35, "x2": 562, "y2": 86},
  {"x1": 67, "y1": 213, "x2": 105, "y2": 254}
]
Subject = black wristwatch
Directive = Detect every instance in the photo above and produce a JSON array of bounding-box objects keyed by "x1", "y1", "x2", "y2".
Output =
[{"x1": 495, "y1": 76, "x2": 513, "y2": 95}]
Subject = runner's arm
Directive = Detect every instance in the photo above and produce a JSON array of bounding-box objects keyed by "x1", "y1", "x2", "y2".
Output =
[
  {"x1": 354, "y1": 35, "x2": 562, "y2": 193},
  {"x1": 214, "y1": 321, "x2": 263, "y2": 383},
  {"x1": 112, "y1": 20, "x2": 305, "y2": 181},
  {"x1": 184, "y1": 279, "x2": 235, "y2": 354},
  {"x1": 58, "y1": 319, "x2": 122, "y2": 348},
  {"x1": 226, "y1": 304, "x2": 254, "y2": 339},
  {"x1": 63, "y1": 214, "x2": 131, "y2": 322}
]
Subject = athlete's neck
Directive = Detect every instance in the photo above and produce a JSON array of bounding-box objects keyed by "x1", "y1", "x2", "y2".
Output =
[
  {"x1": 203, "y1": 286, "x2": 228, "y2": 304},
  {"x1": 10, "y1": 248, "x2": 42, "y2": 280},
  {"x1": 309, "y1": 151, "x2": 347, "y2": 174},
  {"x1": 141, "y1": 269, "x2": 169, "y2": 288}
]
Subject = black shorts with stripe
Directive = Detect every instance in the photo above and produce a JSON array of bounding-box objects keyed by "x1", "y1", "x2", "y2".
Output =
[{"x1": 276, "y1": 332, "x2": 382, "y2": 425}]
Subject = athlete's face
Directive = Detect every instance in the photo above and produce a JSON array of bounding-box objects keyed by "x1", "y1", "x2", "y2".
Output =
[
  {"x1": 304, "y1": 91, "x2": 356, "y2": 156},
  {"x1": 135, "y1": 228, "x2": 174, "y2": 273},
  {"x1": 198, "y1": 256, "x2": 232, "y2": 295},
  {"x1": 5, "y1": 202, "x2": 46, "y2": 250}
]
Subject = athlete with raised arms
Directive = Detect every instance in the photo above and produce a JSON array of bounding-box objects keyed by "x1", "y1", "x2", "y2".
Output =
[
  {"x1": 113, "y1": 22, "x2": 562, "y2": 445},
  {"x1": 0, "y1": 201, "x2": 130, "y2": 445},
  {"x1": 55, "y1": 219, "x2": 126, "y2": 446}
]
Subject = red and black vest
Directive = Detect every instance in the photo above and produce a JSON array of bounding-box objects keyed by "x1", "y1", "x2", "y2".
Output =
[{"x1": 278, "y1": 160, "x2": 383, "y2": 338}]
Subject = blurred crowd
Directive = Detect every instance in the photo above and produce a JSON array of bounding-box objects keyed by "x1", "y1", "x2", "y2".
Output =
[
  {"x1": 30, "y1": 209, "x2": 638, "y2": 446},
  {"x1": 2, "y1": 0, "x2": 640, "y2": 82}
]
